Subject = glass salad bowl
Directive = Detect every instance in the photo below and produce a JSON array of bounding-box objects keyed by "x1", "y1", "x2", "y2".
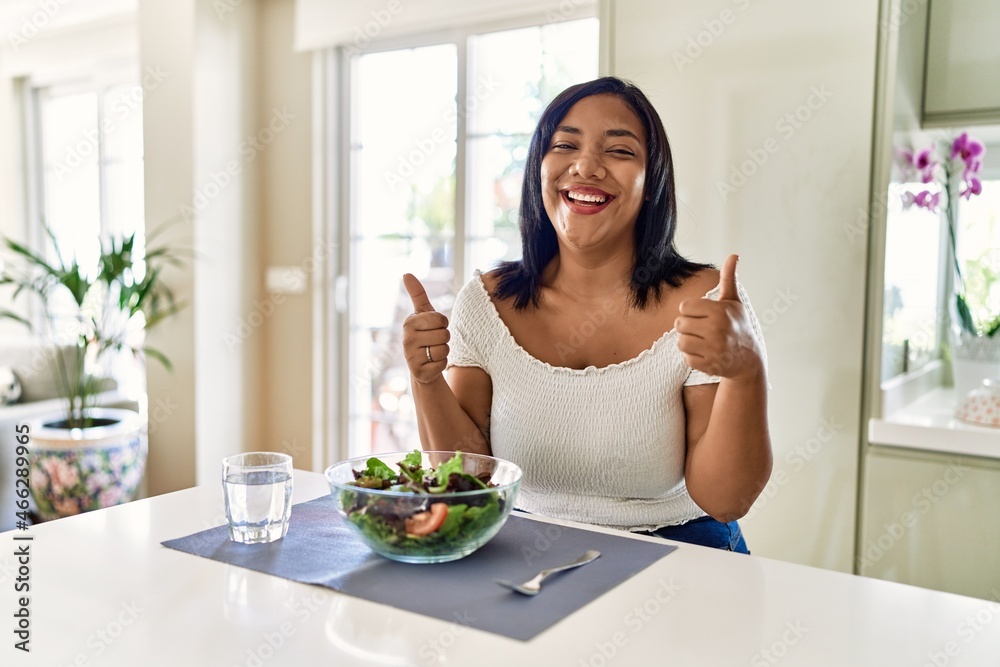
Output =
[{"x1": 325, "y1": 450, "x2": 523, "y2": 564}]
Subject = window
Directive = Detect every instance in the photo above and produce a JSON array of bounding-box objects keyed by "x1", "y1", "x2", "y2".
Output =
[
  {"x1": 881, "y1": 181, "x2": 944, "y2": 381},
  {"x1": 956, "y1": 178, "x2": 1000, "y2": 330},
  {"x1": 881, "y1": 136, "x2": 1000, "y2": 384},
  {"x1": 21, "y1": 73, "x2": 147, "y2": 395},
  {"x1": 345, "y1": 17, "x2": 599, "y2": 458},
  {"x1": 32, "y1": 76, "x2": 146, "y2": 283}
]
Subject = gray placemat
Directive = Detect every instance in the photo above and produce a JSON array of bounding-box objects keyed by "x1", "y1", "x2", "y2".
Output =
[{"x1": 161, "y1": 496, "x2": 676, "y2": 641}]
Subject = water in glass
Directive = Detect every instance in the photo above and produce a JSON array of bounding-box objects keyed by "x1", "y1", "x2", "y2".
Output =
[{"x1": 224, "y1": 468, "x2": 293, "y2": 543}]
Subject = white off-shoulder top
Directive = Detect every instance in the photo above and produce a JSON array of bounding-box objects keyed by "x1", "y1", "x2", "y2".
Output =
[{"x1": 447, "y1": 271, "x2": 767, "y2": 532}]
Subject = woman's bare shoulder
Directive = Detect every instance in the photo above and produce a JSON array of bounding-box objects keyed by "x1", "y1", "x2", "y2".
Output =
[
  {"x1": 479, "y1": 269, "x2": 502, "y2": 295},
  {"x1": 677, "y1": 266, "x2": 721, "y2": 299}
]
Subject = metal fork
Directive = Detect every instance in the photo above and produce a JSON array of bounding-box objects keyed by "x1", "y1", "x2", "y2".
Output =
[{"x1": 494, "y1": 550, "x2": 601, "y2": 596}]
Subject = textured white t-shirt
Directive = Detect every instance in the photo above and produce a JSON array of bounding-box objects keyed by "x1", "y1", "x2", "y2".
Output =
[{"x1": 448, "y1": 270, "x2": 767, "y2": 532}]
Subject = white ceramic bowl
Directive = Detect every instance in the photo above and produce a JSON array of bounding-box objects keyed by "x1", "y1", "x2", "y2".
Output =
[{"x1": 955, "y1": 378, "x2": 1000, "y2": 427}]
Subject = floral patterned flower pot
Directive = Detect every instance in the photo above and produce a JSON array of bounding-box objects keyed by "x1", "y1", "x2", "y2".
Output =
[{"x1": 28, "y1": 408, "x2": 147, "y2": 521}]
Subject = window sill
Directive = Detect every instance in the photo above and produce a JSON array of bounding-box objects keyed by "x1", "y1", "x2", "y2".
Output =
[{"x1": 869, "y1": 386, "x2": 1000, "y2": 461}]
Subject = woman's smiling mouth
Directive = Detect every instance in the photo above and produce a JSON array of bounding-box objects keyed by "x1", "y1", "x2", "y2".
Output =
[{"x1": 561, "y1": 187, "x2": 615, "y2": 214}]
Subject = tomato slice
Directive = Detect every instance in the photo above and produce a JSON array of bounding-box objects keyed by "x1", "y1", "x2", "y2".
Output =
[{"x1": 405, "y1": 502, "x2": 449, "y2": 537}]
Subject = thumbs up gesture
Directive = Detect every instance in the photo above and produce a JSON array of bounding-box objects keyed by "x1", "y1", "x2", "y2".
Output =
[
  {"x1": 402, "y1": 273, "x2": 451, "y2": 384},
  {"x1": 675, "y1": 255, "x2": 764, "y2": 381}
]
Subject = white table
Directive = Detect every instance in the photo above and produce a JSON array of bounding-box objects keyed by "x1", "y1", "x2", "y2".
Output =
[{"x1": 2, "y1": 470, "x2": 999, "y2": 666}]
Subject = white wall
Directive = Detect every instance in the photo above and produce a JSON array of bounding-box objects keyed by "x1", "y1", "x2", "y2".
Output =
[
  {"x1": 138, "y1": 0, "x2": 198, "y2": 494},
  {"x1": 257, "y1": 0, "x2": 315, "y2": 471},
  {"x1": 191, "y1": 0, "x2": 264, "y2": 481},
  {"x1": 139, "y1": 0, "x2": 266, "y2": 493},
  {"x1": 611, "y1": 0, "x2": 878, "y2": 571}
]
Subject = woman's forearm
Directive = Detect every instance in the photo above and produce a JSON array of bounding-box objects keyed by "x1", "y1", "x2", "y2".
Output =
[
  {"x1": 686, "y1": 368, "x2": 772, "y2": 522},
  {"x1": 411, "y1": 376, "x2": 492, "y2": 455}
]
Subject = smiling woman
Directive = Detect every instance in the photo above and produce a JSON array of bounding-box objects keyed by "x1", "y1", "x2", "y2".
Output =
[
  {"x1": 541, "y1": 95, "x2": 648, "y2": 254},
  {"x1": 400, "y1": 77, "x2": 773, "y2": 553}
]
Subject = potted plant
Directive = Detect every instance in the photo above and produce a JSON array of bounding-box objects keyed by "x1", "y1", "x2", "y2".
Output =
[
  {"x1": 0, "y1": 226, "x2": 184, "y2": 520},
  {"x1": 898, "y1": 132, "x2": 995, "y2": 396}
]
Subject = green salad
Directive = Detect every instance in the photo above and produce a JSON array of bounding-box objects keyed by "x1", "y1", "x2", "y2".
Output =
[{"x1": 340, "y1": 450, "x2": 504, "y2": 557}]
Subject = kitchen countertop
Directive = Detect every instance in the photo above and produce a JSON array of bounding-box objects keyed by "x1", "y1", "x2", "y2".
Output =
[
  {"x1": 869, "y1": 387, "x2": 1000, "y2": 460},
  {"x1": 2, "y1": 470, "x2": 999, "y2": 666}
]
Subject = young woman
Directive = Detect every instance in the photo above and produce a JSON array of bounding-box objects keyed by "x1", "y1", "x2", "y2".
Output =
[{"x1": 401, "y1": 77, "x2": 771, "y2": 553}]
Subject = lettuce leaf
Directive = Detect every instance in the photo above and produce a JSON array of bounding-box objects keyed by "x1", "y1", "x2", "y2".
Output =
[
  {"x1": 402, "y1": 449, "x2": 423, "y2": 468},
  {"x1": 364, "y1": 456, "x2": 397, "y2": 482},
  {"x1": 428, "y1": 451, "x2": 464, "y2": 493}
]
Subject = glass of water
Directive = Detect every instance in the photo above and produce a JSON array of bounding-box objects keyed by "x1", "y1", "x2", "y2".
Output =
[{"x1": 222, "y1": 452, "x2": 294, "y2": 544}]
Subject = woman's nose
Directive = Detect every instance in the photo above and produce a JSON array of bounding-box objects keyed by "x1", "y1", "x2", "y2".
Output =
[{"x1": 569, "y1": 150, "x2": 606, "y2": 180}]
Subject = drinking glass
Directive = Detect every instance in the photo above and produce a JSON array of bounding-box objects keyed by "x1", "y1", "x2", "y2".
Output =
[{"x1": 222, "y1": 452, "x2": 293, "y2": 544}]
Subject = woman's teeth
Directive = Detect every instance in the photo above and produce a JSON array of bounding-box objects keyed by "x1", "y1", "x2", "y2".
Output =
[{"x1": 566, "y1": 191, "x2": 608, "y2": 205}]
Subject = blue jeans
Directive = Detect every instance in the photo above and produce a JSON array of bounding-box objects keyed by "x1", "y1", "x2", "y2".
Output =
[{"x1": 637, "y1": 516, "x2": 750, "y2": 554}]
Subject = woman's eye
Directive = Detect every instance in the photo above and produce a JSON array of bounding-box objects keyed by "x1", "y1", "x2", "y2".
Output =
[
  {"x1": 609, "y1": 148, "x2": 636, "y2": 156},
  {"x1": 552, "y1": 142, "x2": 574, "y2": 150}
]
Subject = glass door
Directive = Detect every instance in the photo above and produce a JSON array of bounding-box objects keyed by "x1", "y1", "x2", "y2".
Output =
[{"x1": 345, "y1": 18, "x2": 599, "y2": 458}]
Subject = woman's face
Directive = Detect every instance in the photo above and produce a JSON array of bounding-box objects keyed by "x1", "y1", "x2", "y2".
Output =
[{"x1": 540, "y1": 94, "x2": 648, "y2": 253}]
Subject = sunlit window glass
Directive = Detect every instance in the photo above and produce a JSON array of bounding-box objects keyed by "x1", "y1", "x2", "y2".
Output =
[{"x1": 347, "y1": 18, "x2": 598, "y2": 457}]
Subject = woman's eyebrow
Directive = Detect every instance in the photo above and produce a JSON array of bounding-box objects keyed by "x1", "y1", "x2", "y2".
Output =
[
  {"x1": 554, "y1": 125, "x2": 640, "y2": 142},
  {"x1": 605, "y1": 128, "x2": 641, "y2": 141}
]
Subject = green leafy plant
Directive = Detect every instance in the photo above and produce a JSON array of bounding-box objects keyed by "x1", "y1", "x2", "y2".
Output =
[{"x1": 0, "y1": 225, "x2": 186, "y2": 428}]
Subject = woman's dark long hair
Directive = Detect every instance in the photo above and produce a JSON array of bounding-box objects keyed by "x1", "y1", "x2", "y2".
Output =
[{"x1": 492, "y1": 76, "x2": 711, "y2": 310}]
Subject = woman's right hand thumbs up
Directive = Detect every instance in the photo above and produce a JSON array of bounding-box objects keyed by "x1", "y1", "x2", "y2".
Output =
[{"x1": 402, "y1": 273, "x2": 450, "y2": 384}]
